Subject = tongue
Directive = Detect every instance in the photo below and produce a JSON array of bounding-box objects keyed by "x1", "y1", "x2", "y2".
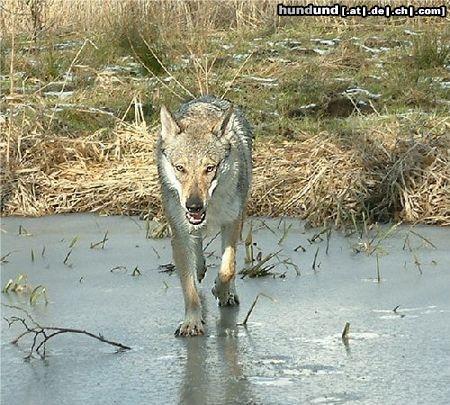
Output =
[{"x1": 190, "y1": 212, "x2": 203, "y2": 220}]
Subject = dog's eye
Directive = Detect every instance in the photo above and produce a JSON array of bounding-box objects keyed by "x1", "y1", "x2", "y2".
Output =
[
  {"x1": 206, "y1": 165, "x2": 216, "y2": 173},
  {"x1": 175, "y1": 164, "x2": 185, "y2": 172}
]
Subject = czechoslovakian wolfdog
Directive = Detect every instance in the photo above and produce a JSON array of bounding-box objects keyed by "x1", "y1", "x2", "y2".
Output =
[{"x1": 156, "y1": 96, "x2": 252, "y2": 336}]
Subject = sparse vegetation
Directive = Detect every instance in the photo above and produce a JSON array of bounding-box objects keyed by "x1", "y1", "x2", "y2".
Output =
[
  {"x1": 342, "y1": 322, "x2": 351, "y2": 340},
  {"x1": 1, "y1": 0, "x2": 449, "y2": 226},
  {"x1": 2, "y1": 273, "x2": 48, "y2": 305},
  {"x1": 2, "y1": 304, "x2": 131, "y2": 359},
  {"x1": 239, "y1": 293, "x2": 275, "y2": 326},
  {"x1": 90, "y1": 231, "x2": 109, "y2": 249},
  {"x1": 239, "y1": 250, "x2": 281, "y2": 279}
]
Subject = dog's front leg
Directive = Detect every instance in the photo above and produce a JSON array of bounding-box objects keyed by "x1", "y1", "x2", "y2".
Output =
[
  {"x1": 212, "y1": 219, "x2": 241, "y2": 306},
  {"x1": 172, "y1": 235, "x2": 204, "y2": 336}
]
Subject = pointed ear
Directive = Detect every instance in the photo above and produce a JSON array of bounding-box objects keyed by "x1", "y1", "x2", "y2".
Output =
[
  {"x1": 160, "y1": 105, "x2": 180, "y2": 140},
  {"x1": 212, "y1": 106, "x2": 234, "y2": 138}
]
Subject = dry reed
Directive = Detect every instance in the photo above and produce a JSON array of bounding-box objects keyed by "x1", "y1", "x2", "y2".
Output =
[
  {"x1": 1, "y1": 107, "x2": 448, "y2": 226},
  {"x1": 1, "y1": 0, "x2": 446, "y2": 39},
  {"x1": 1, "y1": 0, "x2": 448, "y2": 226}
]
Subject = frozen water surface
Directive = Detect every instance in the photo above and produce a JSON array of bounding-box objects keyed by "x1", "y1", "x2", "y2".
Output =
[{"x1": 1, "y1": 215, "x2": 450, "y2": 404}]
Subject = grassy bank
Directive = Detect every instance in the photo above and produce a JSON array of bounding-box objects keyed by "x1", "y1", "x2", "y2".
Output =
[{"x1": 1, "y1": 1, "x2": 449, "y2": 226}]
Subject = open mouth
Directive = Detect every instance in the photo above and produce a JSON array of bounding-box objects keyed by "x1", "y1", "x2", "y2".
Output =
[{"x1": 186, "y1": 211, "x2": 206, "y2": 225}]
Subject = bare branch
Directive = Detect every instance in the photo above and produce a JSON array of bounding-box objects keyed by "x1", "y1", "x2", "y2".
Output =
[{"x1": 2, "y1": 304, "x2": 131, "y2": 359}]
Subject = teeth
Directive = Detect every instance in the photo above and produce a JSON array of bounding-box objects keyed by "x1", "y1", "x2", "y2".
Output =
[{"x1": 186, "y1": 212, "x2": 206, "y2": 225}]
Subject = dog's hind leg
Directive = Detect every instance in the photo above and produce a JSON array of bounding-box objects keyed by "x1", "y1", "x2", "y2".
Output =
[
  {"x1": 212, "y1": 219, "x2": 241, "y2": 306},
  {"x1": 195, "y1": 236, "x2": 207, "y2": 283}
]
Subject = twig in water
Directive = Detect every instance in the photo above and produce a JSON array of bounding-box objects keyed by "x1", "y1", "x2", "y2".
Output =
[
  {"x1": 312, "y1": 247, "x2": 320, "y2": 271},
  {"x1": 63, "y1": 249, "x2": 72, "y2": 265},
  {"x1": 90, "y1": 231, "x2": 108, "y2": 249},
  {"x1": 1, "y1": 252, "x2": 13, "y2": 263},
  {"x1": 2, "y1": 304, "x2": 131, "y2": 359},
  {"x1": 152, "y1": 247, "x2": 160, "y2": 259},
  {"x1": 239, "y1": 250, "x2": 282, "y2": 279},
  {"x1": 29, "y1": 286, "x2": 48, "y2": 305},
  {"x1": 69, "y1": 236, "x2": 79, "y2": 248},
  {"x1": 280, "y1": 258, "x2": 301, "y2": 276},
  {"x1": 18, "y1": 225, "x2": 32, "y2": 236},
  {"x1": 402, "y1": 234, "x2": 412, "y2": 251},
  {"x1": 2, "y1": 274, "x2": 30, "y2": 294},
  {"x1": 370, "y1": 222, "x2": 401, "y2": 255},
  {"x1": 158, "y1": 263, "x2": 176, "y2": 274},
  {"x1": 409, "y1": 229, "x2": 437, "y2": 249},
  {"x1": 278, "y1": 223, "x2": 293, "y2": 245},
  {"x1": 342, "y1": 322, "x2": 351, "y2": 339},
  {"x1": 238, "y1": 293, "x2": 274, "y2": 326},
  {"x1": 131, "y1": 267, "x2": 142, "y2": 277},
  {"x1": 308, "y1": 228, "x2": 328, "y2": 244},
  {"x1": 392, "y1": 305, "x2": 405, "y2": 318},
  {"x1": 376, "y1": 254, "x2": 381, "y2": 282},
  {"x1": 255, "y1": 219, "x2": 277, "y2": 235},
  {"x1": 110, "y1": 266, "x2": 127, "y2": 273},
  {"x1": 414, "y1": 255, "x2": 423, "y2": 274}
]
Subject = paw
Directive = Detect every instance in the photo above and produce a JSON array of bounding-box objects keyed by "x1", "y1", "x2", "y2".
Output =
[
  {"x1": 221, "y1": 292, "x2": 240, "y2": 307},
  {"x1": 212, "y1": 283, "x2": 240, "y2": 307},
  {"x1": 175, "y1": 318, "x2": 205, "y2": 337}
]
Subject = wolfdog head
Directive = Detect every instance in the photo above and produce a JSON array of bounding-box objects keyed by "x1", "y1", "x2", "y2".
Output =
[{"x1": 159, "y1": 104, "x2": 234, "y2": 226}]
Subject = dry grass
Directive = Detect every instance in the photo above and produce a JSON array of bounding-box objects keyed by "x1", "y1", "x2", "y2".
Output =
[
  {"x1": 1, "y1": 0, "x2": 449, "y2": 226},
  {"x1": 2, "y1": 0, "x2": 446, "y2": 36},
  {"x1": 2, "y1": 105, "x2": 448, "y2": 226},
  {"x1": 1, "y1": 114, "x2": 159, "y2": 216},
  {"x1": 250, "y1": 119, "x2": 449, "y2": 226}
]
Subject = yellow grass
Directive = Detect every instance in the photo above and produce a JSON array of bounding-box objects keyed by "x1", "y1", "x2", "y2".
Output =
[
  {"x1": 1, "y1": 0, "x2": 449, "y2": 226},
  {"x1": 1, "y1": 0, "x2": 446, "y2": 38},
  {"x1": 2, "y1": 108, "x2": 448, "y2": 226}
]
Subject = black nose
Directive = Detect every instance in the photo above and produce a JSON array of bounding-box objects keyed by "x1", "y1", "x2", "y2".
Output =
[{"x1": 186, "y1": 197, "x2": 204, "y2": 213}]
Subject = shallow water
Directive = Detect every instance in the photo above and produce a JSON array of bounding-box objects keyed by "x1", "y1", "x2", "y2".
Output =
[{"x1": 1, "y1": 215, "x2": 449, "y2": 405}]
